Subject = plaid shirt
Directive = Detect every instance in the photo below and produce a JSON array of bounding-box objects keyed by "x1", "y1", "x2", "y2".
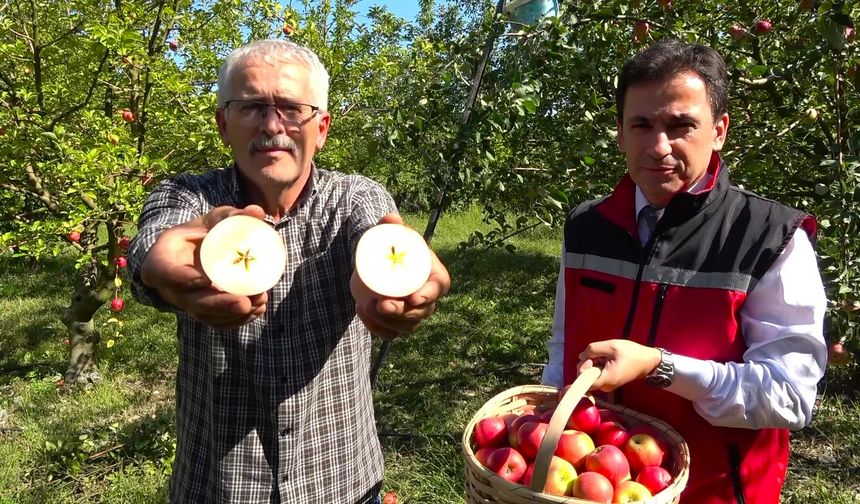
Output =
[{"x1": 128, "y1": 165, "x2": 397, "y2": 504}]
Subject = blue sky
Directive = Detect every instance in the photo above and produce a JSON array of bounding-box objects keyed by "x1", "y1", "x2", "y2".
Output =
[{"x1": 353, "y1": 0, "x2": 421, "y2": 21}]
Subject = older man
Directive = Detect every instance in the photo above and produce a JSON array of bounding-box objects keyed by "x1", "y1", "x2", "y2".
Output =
[
  {"x1": 542, "y1": 40, "x2": 826, "y2": 503},
  {"x1": 128, "y1": 40, "x2": 450, "y2": 504}
]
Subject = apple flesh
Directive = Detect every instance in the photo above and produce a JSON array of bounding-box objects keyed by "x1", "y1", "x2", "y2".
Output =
[
  {"x1": 354, "y1": 223, "x2": 432, "y2": 298},
  {"x1": 199, "y1": 215, "x2": 287, "y2": 296}
]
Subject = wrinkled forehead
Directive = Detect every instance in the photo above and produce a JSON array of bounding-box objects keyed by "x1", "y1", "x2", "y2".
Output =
[{"x1": 228, "y1": 56, "x2": 313, "y2": 99}]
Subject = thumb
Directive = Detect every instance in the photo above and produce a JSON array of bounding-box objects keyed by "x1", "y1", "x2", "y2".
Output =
[
  {"x1": 377, "y1": 212, "x2": 404, "y2": 226},
  {"x1": 202, "y1": 205, "x2": 265, "y2": 230}
]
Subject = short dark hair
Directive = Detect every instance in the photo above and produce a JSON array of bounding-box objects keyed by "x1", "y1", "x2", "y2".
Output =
[{"x1": 616, "y1": 39, "x2": 728, "y2": 123}]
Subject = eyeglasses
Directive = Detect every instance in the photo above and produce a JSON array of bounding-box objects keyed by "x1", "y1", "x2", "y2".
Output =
[{"x1": 224, "y1": 99, "x2": 320, "y2": 125}]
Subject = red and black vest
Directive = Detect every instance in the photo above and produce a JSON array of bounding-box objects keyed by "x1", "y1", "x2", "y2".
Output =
[{"x1": 561, "y1": 153, "x2": 815, "y2": 504}]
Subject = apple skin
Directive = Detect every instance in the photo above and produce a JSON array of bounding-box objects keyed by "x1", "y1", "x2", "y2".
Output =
[
  {"x1": 593, "y1": 420, "x2": 630, "y2": 448},
  {"x1": 614, "y1": 480, "x2": 654, "y2": 503},
  {"x1": 554, "y1": 429, "x2": 595, "y2": 471},
  {"x1": 67, "y1": 231, "x2": 81, "y2": 243},
  {"x1": 474, "y1": 416, "x2": 508, "y2": 449},
  {"x1": 828, "y1": 342, "x2": 852, "y2": 366},
  {"x1": 474, "y1": 447, "x2": 497, "y2": 467},
  {"x1": 538, "y1": 408, "x2": 555, "y2": 423},
  {"x1": 729, "y1": 24, "x2": 748, "y2": 42},
  {"x1": 121, "y1": 109, "x2": 135, "y2": 123},
  {"x1": 516, "y1": 421, "x2": 549, "y2": 461},
  {"x1": 596, "y1": 408, "x2": 624, "y2": 425},
  {"x1": 282, "y1": 24, "x2": 294, "y2": 36},
  {"x1": 633, "y1": 21, "x2": 650, "y2": 40},
  {"x1": 584, "y1": 444, "x2": 631, "y2": 485},
  {"x1": 566, "y1": 397, "x2": 602, "y2": 434},
  {"x1": 382, "y1": 491, "x2": 397, "y2": 504},
  {"x1": 168, "y1": 40, "x2": 178, "y2": 51},
  {"x1": 485, "y1": 447, "x2": 528, "y2": 483},
  {"x1": 628, "y1": 425, "x2": 671, "y2": 457},
  {"x1": 118, "y1": 237, "x2": 130, "y2": 250},
  {"x1": 508, "y1": 414, "x2": 539, "y2": 448},
  {"x1": 571, "y1": 471, "x2": 614, "y2": 503},
  {"x1": 541, "y1": 456, "x2": 578, "y2": 496},
  {"x1": 110, "y1": 298, "x2": 125, "y2": 312},
  {"x1": 754, "y1": 19, "x2": 772, "y2": 34},
  {"x1": 115, "y1": 256, "x2": 127, "y2": 268},
  {"x1": 636, "y1": 465, "x2": 673, "y2": 495},
  {"x1": 624, "y1": 433, "x2": 665, "y2": 475}
]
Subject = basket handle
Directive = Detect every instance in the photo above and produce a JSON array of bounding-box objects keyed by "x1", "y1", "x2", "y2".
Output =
[{"x1": 528, "y1": 366, "x2": 601, "y2": 494}]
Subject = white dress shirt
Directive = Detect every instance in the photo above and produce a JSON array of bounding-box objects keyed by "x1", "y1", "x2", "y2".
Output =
[{"x1": 542, "y1": 181, "x2": 828, "y2": 431}]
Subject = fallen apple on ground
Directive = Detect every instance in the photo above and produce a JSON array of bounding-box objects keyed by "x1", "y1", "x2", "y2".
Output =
[
  {"x1": 354, "y1": 223, "x2": 432, "y2": 298},
  {"x1": 199, "y1": 215, "x2": 287, "y2": 296}
]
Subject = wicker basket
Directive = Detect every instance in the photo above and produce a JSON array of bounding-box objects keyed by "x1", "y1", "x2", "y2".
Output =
[{"x1": 462, "y1": 367, "x2": 690, "y2": 503}]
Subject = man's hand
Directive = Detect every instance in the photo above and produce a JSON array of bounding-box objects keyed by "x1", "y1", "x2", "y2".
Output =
[
  {"x1": 577, "y1": 339, "x2": 662, "y2": 392},
  {"x1": 140, "y1": 205, "x2": 269, "y2": 328},
  {"x1": 350, "y1": 213, "x2": 451, "y2": 340}
]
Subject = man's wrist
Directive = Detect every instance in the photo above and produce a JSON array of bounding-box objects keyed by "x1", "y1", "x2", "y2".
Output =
[{"x1": 644, "y1": 347, "x2": 663, "y2": 377}]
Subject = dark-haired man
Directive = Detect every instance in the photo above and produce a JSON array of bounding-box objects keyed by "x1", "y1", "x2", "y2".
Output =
[{"x1": 542, "y1": 40, "x2": 826, "y2": 503}]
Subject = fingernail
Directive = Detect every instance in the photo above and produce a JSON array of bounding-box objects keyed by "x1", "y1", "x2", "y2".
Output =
[{"x1": 187, "y1": 278, "x2": 209, "y2": 289}]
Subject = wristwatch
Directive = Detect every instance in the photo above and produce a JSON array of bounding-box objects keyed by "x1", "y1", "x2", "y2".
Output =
[{"x1": 644, "y1": 348, "x2": 674, "y2": 388}]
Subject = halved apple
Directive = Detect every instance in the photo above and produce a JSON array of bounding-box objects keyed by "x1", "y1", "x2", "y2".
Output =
[
  {"x1": 355, "y1": 223, "x2": 432, "y2": 298},
  {"x1": 199, "y1": 215, "x2": 286, "y2": 296}
]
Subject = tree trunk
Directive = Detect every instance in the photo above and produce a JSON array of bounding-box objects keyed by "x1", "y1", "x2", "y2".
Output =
[{"x1": 62, "y1": 262, "x2": 111, "y2": 384}]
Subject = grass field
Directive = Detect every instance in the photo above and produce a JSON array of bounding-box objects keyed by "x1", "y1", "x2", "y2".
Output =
[{"x1": 0, "y1": 207, "x2": 858, "y2": 503}]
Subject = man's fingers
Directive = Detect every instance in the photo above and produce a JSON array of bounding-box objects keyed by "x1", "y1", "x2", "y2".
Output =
[
  {"x1": 201, "y1": 205, "x2": 266, "y2": 230},
  {"x1": 376, "y1": 212, "x2": 404, "y2": 226},
  {"x1": 405, "y1": 252, "x2": 450, "y2": 305}
]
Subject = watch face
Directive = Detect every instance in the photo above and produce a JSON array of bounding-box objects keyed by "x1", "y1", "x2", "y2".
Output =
[{"x1": 645, "y1": 375, "x2": 672, "y2": 388}]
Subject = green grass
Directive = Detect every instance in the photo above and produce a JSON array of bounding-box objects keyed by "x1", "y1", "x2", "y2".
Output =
[{"x1": 0, "y1": 208, "x2": 858, "y2": 503}]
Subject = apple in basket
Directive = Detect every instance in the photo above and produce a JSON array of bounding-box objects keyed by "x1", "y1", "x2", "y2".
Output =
[
  {"x1": 474, "y1": 416, "x2": 508, "y2": 449},
  {"x1": 614, "y1": 480, "x2": 653, "y2": 503},
  {"x1": 516, "y1": 421, "x2": 549, "y2": 461},
  {"x1": 508, "y1": 414, "x2": 540, "y2": 448},
  {"x1": 571, "y1": 471, "x2": 614, "y2": 503},
  {"x1": 354, "y1": 223, "x2": 432, "y2": 298},
  {"x1": 584, "y1": 444, "x2": 631, "y2": 485},
  {"x1": 199, "y1": 215, "x2": 287, "y2": 296},
  {"x1": 623, "y1": 433, "x2": 665, "y2": 474},
  {"x1": 474, "y1": 447, "x2": 496, "y2": 467},
  {"x1": 593, "y1": 420, "x2": 630, "y2": 448},
  {"x1": 566, "y1": 396, "x2": 602, "y2": 434},
  {"x1": 485, "y1": 447, "x2": 527, "y2": 483},
  {"x1": 554, "y1": 429, "x2": 595, "y2": 471},
  {"x1": 523, "y1": 456, "x2": 577, "y2": 496},
  {"x1": 636, "y1": 465, "x2": 673, "y2": 495}
]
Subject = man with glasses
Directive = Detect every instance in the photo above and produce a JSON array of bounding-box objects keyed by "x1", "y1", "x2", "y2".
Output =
[{"x1": 128, "y1": 39, "x2": 450, "y2": 504}]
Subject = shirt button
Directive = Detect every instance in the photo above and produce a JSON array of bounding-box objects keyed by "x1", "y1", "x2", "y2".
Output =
[{"x1": 280, "y1": 426, "x2": 293, "y2": 436}]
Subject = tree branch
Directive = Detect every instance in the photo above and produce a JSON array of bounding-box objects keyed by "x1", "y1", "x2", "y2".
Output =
[
  {"x1": 48, "y1": 49, "x2": 109, "y2": 130},
  {"x1": 28, "y1": 0, "x2": 45, "y2": 113},
  {"x1": 24, "y1": 163, "x2": 59, "y2": 212}
]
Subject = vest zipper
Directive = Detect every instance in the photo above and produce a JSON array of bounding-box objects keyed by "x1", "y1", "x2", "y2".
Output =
[
  {"x1": 727, "y1": 444, "x2": 747, "y2": 504},
  {"x1": 646, "y1": 283, "x2": 669, "y2": 347},
  {"x1": 621, "y1": 260, "x2": 646, "y2": 340}
]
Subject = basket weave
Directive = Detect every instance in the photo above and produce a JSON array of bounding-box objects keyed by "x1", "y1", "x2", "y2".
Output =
[{"x1": 462, "y1": 368, "x2": 690, "y2": 504}]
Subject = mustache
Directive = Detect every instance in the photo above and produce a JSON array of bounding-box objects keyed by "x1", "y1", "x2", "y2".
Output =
[{"x1": 249, "y1": 135, "x2": 297, "y2": 154}]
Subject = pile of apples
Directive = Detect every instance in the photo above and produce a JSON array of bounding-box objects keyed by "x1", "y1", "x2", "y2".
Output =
[{"x1": 470, "y1": 390, "x2": 675, "y2": 503}]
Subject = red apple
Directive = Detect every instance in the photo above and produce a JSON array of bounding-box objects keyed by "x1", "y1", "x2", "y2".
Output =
[
  {"x1": 584, "y1": 444, "x2": 630, "y2": 485},
  {"x1": 633, "y1": 21, "x2": 650, "y2": 40},
  {"x1": 121, "y1": 109, "x2": 135, "y2": 123},
  {"x1": 168, "y1": 40, "x2": 178, "y2": 51},
  {"x1": 729, "y1": 24, "x2": 748, "y2": 42},
  {"x1": 540, "y1": 456, "x2": 578, "y2": 496},
  {"x1": 596, "y1": 409, "x2": 624, "y2": 425},
  {"x1": 282, "y1": 24, "x2": 294, "y2": 36},
  {"x1": 571, "y1": 471, "x2": 614, "y2": 503},
  {"x1": 636, "y1": 465, "x2": 673, "y2": 495},
  {"x1": 594, "y1": 420, "x2": 630, "y2": 448},
  {"x1": 475, "y1": 447, "x2": 497, "y2": 467},
  {"x1": 474, "y1": 416, "x2": 508, "y2": 449},
  {"x1": 657, "y1": 0, "x2": 672, "y2": 9},
  {"x1": 115, "y1": 256, "x2": 127, "y2": 268},
  {"x1": 754, "y1": 19, "x2": 772, "y2": 34},
  {"x1": 566, "y1": 397, "x2": 601, "y2": 434},
  {"x1": 516, "y1": 421, "x2": 548, "y2": 461},
  {"x1": 118, "y1": 237, "x2": 130, "y2": 250},
  {"x1": 554, "y1": 429, "x2": 595, "y2": 470},
  {"x1": 846, "y1": 27, "x2": 855, "y2": 43},
  {"x1": 383, "y1": 491, "x2": 397, "y2": 504},
  {"x1": 538, "y1": 408, "x2": 555, "y2": 423},
  {"x1": 508, "y1": 414, "x2": 539, "y2": 448},
  {"x1": 614, "y1": 480, "x2": 653, "y2": 503},
  {"x1": 624, "y1": 433, "x2": 666, "y2": 475},
  {"x1": 485, "y1": 447, "x2": 527, "y2": 483},
  {"x1": 111, "y1": 298, "x2": 125, "y2": 312},
  {"x1": 628, "y1": 425, "x2": 671, "y2": 456},
  {"x1": 828, "y1": 342, "x2": 852, "y2": 366},
  {"x1": 66, "y1": 231, "x2": 81, "y2": 243}
]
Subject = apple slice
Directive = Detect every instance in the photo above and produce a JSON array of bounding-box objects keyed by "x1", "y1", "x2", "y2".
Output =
[
  {"x1": 199, "y1": 215, "x2": 286, "y2": 296},
  {"x1": 355, "y1": 223, "x2": 432, "y2": 298}
]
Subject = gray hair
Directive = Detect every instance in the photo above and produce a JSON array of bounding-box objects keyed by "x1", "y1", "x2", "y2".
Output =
[{"x1": 216, "y1": 39, "x2": 329, "y2": 111}]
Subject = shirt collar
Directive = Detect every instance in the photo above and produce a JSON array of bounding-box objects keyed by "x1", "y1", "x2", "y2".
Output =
[
  {"x1": 635, "y1": 172, "x2": 713, "y2": 217},
  {"x1": 226, "y1": 162, "x2": 320, "y2": 211}
]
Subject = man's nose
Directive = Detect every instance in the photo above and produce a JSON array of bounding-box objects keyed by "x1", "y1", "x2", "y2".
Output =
[
  {"x1": 259, "y1": 106, "x2": 286, "y2": 135},
  {"x1": 648, "y1": 130, "x2": 672, "y2": 159}
]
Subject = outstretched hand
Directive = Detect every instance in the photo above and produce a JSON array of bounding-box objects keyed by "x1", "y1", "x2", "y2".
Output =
[
  {"x1": 350, "y1": 213, "x2": 451, "y2": 340},
  {"x1": 140, "y1": 205, "x2": 269, "y2": 328}
]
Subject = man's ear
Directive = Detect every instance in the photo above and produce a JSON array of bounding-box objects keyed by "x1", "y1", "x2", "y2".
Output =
[
  {"x1": 215, "y1": 108, "x2": 230, "y2": 146},
  {"x1": 712, "y1": 112, "x2": 730, "y2": 151},
  {"x1": 315, "y1": 111, "x2": 332, "y2": 151}
]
